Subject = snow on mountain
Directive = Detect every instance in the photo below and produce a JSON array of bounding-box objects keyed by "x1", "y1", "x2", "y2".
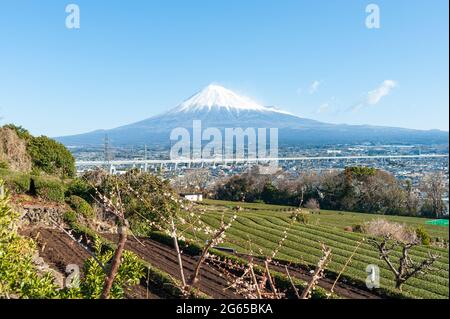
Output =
[
  {"x1": 55, "y1": 84, "x2": 449, "y2": 147},
  {"x1": 168, "y1": 84, "x2": 290, "y2": 115}
]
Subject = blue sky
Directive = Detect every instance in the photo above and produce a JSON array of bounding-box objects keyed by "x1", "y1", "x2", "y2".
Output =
[{"x1": 0, "y1": 0, "x2": 448, "y2": 137}]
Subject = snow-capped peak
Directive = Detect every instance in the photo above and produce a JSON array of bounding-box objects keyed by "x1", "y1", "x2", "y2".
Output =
[{"x1": 170, "y1": 84, "x2": 290, "y2": 114}]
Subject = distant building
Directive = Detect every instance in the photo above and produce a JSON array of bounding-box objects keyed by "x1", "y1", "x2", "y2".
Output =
[
  {"x1": 181, "y1": 193, "x2": 203, "y2": 202},
  {"x1": 327, "y1": 150, "x2": 342, "y2": 155}
]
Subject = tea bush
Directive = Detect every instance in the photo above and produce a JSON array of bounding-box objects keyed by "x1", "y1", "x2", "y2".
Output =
[{"x1": 67, "y1": 195, "x2": 94, "y2": 219}]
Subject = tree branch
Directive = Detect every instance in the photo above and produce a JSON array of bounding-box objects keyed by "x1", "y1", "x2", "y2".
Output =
[{"x1": 285, "y1": 266, "x2": 300, "y2": 299}]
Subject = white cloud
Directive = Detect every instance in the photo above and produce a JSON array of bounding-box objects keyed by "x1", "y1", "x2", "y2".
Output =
[
  {"x1": 316, "y1": 103, "x2": 330, "y2": 114},
  {"x1": 309, "y1": 80, "x2": 321, "y2": 94},
  {"x1": 366, "y1": 80, "x2": 397, "y2": 105},
  {"x1": 351, "y1": 80, "x2": 397, "y2": 112}
]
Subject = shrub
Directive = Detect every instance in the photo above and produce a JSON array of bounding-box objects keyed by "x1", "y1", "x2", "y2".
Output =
[
  {"x1": 8, "y1": 174, "x2": 31, "y2": 194},
  {"x1": 97, "y1": 171, "x2": 180, "y2": 236},
  {"x1": 365, "y1": 219, "x2": 417, "y2": 242},
  {"x1": 216, "y1": 176, "x2": 255, "y2": 202},
  {"x1": 0, "y1": 161, "x2": 9, "y2": 170},
  {"x1": 416, "y1": 226, "x2": 431, "y2": 246},
  {"x1": 78, "y1": 239, "x2": 145, "y2": 299},
  {"x1": 298, "y1": 212, "x2": 310, "y2": 225},
  {"x1": 352, "y1": 224, "x2": 366, "y2": 233},
  {"x1": 66, "y1": 178, "x2": 95, "y2": 203},
  {"x1": 304, "y1": 198, "x2": 320, "y2": 211},
  {"x1": 32, "y1": 177, "x2": 66, "y2": 203},
  {"x1": 345, "y1": 166, "x2": 377, "y2": 177},
  {"x1": 0, "y1": 180, "x2": 59, "y2": 298},
  {"x1": 63, "y1": 210, "x2": 78, "y2": 225},
  {"x1": 2, "y1": 124, "x2": 32, "y2": 141},
  {"x1": 67, "y1": 195, "x2": 94, "y2": 219},
  {"x1": 27, "y1": 136, "x2": 75, "y2": 178},
  {"x1": 261, "y1": 182, "x2": 290, "y2": 205},
  {"x1": 290, "y1": 210, "x2": 309, "y2": 225},
  {"x1": 0, "y1": 171, "x2": 31, "y2": 194}
]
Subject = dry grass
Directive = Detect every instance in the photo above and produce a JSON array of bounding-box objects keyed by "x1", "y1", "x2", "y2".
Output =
[{"x1": 0, "y1": 127, "x2": 32, "y2": 172}]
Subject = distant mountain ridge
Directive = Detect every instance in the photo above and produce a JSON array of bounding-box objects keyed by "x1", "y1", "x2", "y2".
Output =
[{"x1": 56, "y1": 85, "x2": 449, "y2": 147}]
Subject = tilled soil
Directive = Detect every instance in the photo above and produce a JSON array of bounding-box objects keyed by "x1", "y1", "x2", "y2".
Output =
[
  {"x1": 19, "y1": 227, "x2": 381, "y2": 299},
  {"x1": 105, "y1": 235, "x2": 381, "y2": 299},
  {"x1": 21, "y1": 228, "x2": 92, "y2": 274},
  {"x1": 102, "y1": 234, "x2": 241, "y2": 299},
  {"x1": 20, "y1": 227, "x2": 161, "y2": 299}
]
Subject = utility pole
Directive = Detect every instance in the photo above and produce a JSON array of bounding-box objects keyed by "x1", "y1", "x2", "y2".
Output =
[
  {"x1": 144, "y1": 144, "x2": 148, "y2": 172},
  {"x1": 104, "y1": 134, "x2": 111, "y2": 164}
]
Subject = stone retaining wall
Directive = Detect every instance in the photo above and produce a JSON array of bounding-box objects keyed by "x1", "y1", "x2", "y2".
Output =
[{"x1": 15, "y1": 204, "x2": 67, "y2": 226}]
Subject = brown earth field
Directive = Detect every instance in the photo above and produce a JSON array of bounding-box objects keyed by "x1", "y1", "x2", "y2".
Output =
[
  {"x1": 20, "y1": 227, "x2": 162, "y2": 299},
  {"x1": 102, "y1": 233, "x2": 241, "y2": 299},
  {"x1": 103, "y1": 234, "x2": 382, "y2": 299},
  {"x1": 248, "y1": 256, "x2": 381, "y2": 299},
  {"x1": 19, "y1": 227, "x2": 381, "y2": 299}
]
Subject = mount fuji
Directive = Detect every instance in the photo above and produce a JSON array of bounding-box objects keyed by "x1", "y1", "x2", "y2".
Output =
[{"x1": 56, "y1": 84, "x2": 448, "y2": 147}]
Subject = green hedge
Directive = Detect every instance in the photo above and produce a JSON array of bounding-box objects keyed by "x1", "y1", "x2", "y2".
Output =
[
  {"x1": 65, "y1": 179, "x2": 95, "y2": 203},
  {"x1": 2, "y1": 173, "x2": 31, "y2": 194},
  {"x1": 0, "y1": 169, "x2": 72, "y2": 204},
  {"x1": 67, "y1": 195, "x2": 94, "y2": 219},
  {"x1": 149, "y1": 231, "x2": 203, "y2": 256},
  {"x1": 32, "y1": 177, "x2": 66, "y2": 202},
  {"x1": 63, "y1": 210, "x2": 78, "y2": 224},
  {"x1": 27, "y1": 135, "x2": 76, "y2": 178},
  {"x1": 0, "y1": 160, "x2": 9, "y2": 170}
]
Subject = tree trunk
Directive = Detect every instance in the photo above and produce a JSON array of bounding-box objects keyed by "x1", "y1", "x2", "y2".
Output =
[
  {"x1": 264, "y1": 261, "x2": 279, "y2": 299},
  {"x1": 189, "y1": 226, "x2": 227, "y2": 286},
  {"x1": 285, "y1": 266, "x2": 300, "y2": 299},
  {"x1": 101, "y1": 225, "x2": 128, "y2": 299},
  {"x1": 171, "y1": 219, "x2": 187, "y2": 288},
  {"x1": 189, "y1": 245, "x2": 209, "y2": 286},
  {"x1": 249, "y1": 264, "x2": 262, "y2": 299}
]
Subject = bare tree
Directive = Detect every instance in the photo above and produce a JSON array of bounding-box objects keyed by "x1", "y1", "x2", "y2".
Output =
[
  {"x1": 101, "y1": 223, "x2": 128, "y2": 298},
  {"x1": 365, "y1": 219, "x2": 440, "y2": 291},
  {"x1": 211, "y1": 212, "x2": 320, "y2": 300},
  {"x1": 220, "y1": 227, "x2": 331, "y2": 300},
  {"x1": 421, "y1": 172, "x2": 447, "y2": 218},
  {"x1": 304, "y1": 198, "x2": 320, "y2": 212},
  {"x1": 215, "y1": 245, "x2": 280, "y2": 299},
  {"x1": 284, "y1": 266, "x2": 300, "y2": 299},
  {"x1": 171, "y1": 169, "x2": 212, "y2": 194},
  {"x1": 170, "y1": 217, "x2": 187, "y2": 288},
  {"x1": 127, "y1": 183, "x2": 238, "y2": 294},
  {"x1": 94, "y1": 184, "x2": 130, "y2": 299},
  {"x1": 188, "y1": 214, "x2": 237, "y2": 286},
  {"x1": 404, "y1": 180, "x2": 420, "y2": 216}
]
